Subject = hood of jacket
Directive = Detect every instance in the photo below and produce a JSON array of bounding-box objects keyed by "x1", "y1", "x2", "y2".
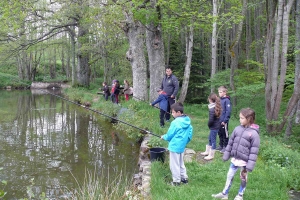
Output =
[{"x1": 176, "y1": 115, "x2": 191, "y2": 129}]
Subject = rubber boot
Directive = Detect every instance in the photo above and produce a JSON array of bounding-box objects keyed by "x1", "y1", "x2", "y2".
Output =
[
  {"x1": 200, "y1": 145, "x2": 211, "y2": 156},
  {"x1": 204, "y1": 149, "x2": 215, "y2": 160}
]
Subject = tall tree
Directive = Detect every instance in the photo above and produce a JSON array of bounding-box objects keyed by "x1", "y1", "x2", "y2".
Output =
[
  {"x1": 283, "y1": 0, "x2": 300, "y2": 136},
  {"x1": 122, "y1": 4, "x2": 148, "y2": 100},
  {"x1": 145, "y1": 0, "x2": 166, "y2": 102},
  {"x1": 178, "y1": 23, "x2": 194, "y2": 103},
  {"x1": 229, "y1": 0, "x2": 247, "y2": 106},
  {"x1": 264, "y1": 0, "x2": 295, "y2": 133}
]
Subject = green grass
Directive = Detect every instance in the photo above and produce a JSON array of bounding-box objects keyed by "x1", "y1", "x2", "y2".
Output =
[{"x1": 62, "y1": 88, "x2": 300, "y2": 200}]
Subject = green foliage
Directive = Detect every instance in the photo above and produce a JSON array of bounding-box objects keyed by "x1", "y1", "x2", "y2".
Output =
[
  {"x1": 70, "y1": 169, "x2": 137, "y2": 200},
  {"x1": 0, "y1": 168, "x2": 7, "y2": 199},
  {"x1": 259, "y1": 134, "x2": 300, "y2": 190},
  {"x1": 282, "y1": 63, "x2": 296, "y2": 102},
  {"x1": 260, "y1": 135, "x2": 300, "y2": 169},
  {"x1": 147, "y1": 136, "x2": 165, "y2": 148},
  {"x1": 0, "y1": 72, "x2": 30, "y2": 88}
]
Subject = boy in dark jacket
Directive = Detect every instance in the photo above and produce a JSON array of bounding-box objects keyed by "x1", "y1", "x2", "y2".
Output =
[
  {"x1": 217, "y1": 86, "x2": 231, "y2": 153},
  {"x1": 150, "y1": 89, "x2": 168, "y2": 127}
]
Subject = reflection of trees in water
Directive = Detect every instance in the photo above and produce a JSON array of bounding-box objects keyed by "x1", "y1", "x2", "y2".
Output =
[{"x1": 0, "y1": 91, "x2": 139, "y2": 199}]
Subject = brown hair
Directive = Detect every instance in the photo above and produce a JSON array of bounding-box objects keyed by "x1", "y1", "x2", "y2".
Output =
[
  {"x1": 171, "y1": 102, "x2": 184, "y2": 113},
  {"x1": 208, "y1": 93, "x2": 221, "y2": 118},
  {"x1": 240, "y1": 108, "x2": 256, "y2": 125}
]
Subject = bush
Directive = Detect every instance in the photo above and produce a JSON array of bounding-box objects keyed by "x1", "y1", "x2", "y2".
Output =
[{"x1": 260, "y1": 134, "x2": 300, "y2": 190}]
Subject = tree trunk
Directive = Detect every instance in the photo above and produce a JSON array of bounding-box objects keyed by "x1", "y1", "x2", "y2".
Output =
[
  {"x1": 264, "y1": 0, "x2": 276, "y2": 131},
  {"x1": 211, "y1": 0, "x2": 218, "y2": 92},
  {"x1": 255, "y1": 4, "x2": 262, "y2": 63},
  {"x1": 272, "y1": 0, "x2": 295, "y2": 122},
  {"x1": 265, "y1": 0, "x2": 295, "y2": 133},
  {"x1": 229, "y1": 0, "x2": 247, "y2": 106},
  {"x1": 178, "y1": 24, "x2": 193, "y2": 103},
  {"x1": 284, "y1": 0, "x2": 300, "y2": 136},
  {"x1": 123, "y1": 11, "x2": 148, "y2": 101},
  {"x1": 146, "y1": 22, "x2": 165, "y2": 102},
  {"x1": 70, "y1": 34, "x2": 76, "y2": 86},
  {"x1": 77, "y1": 24, "x2": 90, "y2": 87}
]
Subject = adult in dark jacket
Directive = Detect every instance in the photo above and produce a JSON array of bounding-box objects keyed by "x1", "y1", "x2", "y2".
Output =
[
  {"x1": 212, "y1": 108, "x2": 260, "y2": 200},
  {"x1": 150, "y1": 89, "x2": 168, "y2": 127},
  {"x1": 160, "y1": 68, "x2": 179, "y2": 122}
]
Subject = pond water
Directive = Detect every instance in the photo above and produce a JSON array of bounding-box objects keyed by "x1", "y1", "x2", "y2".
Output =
[{"x1": 0, "y1": 89, "x2": 140, "y2": 199}]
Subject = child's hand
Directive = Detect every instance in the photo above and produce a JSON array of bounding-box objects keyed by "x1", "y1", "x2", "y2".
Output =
[
  {"x1": 160, "y1": 136, "x2": 163, "y2": 140},
  {"x1": 150, "y1": 103, "x2": 152, "y2": 106},
  {"x1": 240, "y1": 169, "x2": 248, "y2": 182}
]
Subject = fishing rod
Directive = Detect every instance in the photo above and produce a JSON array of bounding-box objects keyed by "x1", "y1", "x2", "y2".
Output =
[
  {"x1": 39, "y1": 89, "x2": 162, "y2": 138},
  {"x1": 0, "y1": 75, "x2": 161, "y2": 138},
  {"x1": 132, "y1": 96, "x2": 172, "y2": 115}
]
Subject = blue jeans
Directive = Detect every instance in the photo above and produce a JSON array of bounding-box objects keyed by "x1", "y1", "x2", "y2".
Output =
[
  {"x1": 208, "y1": 129, "x2": 218, "y2": 149},
  {"x1": 222, "y1": 163, "x2": 248, "y2": 196}
]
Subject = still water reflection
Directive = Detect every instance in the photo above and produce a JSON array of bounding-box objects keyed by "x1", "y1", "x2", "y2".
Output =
[{"x1": 0, "y1": 90, "x2": 140, "y2": 199}]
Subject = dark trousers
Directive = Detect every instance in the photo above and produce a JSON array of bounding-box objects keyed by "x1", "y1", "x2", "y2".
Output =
[
  {"x1": 111, "y1": 94, "x2": 115, "y2": 103},
  {"x1": 166, "y1": 97, "x2": 175, "y2": 120},
  {"x1": 218, "y1": 123, "x2": 229, "y2": 148},
  {"x1": 160, "y1": 109, "x2": 166, "y2": 126},
  {"x1": 104, "y1": 93, "x2": 109, "y2": 101},
  {"x1": 111, "y1": 94, "x2": 119, "y2": 104}
]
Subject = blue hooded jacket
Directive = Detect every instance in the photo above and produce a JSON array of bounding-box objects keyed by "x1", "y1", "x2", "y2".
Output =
[
  {"x1": 151, "y1": 93, "x2": 168, "y2": 112},
  {"x1": 219, "y1": 96, "x2": 231, "y2": 123},
  {"x1": 162, "y1": 115, "x2": 193, "y2": 153}
]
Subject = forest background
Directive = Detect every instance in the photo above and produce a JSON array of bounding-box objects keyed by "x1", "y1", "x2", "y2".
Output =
[
  {"x1": 0, "y1": 0, "x2": 299, "y2": 199},
  {"x1": 0, "y1": 0, "x2": 300, "y2": 135}
]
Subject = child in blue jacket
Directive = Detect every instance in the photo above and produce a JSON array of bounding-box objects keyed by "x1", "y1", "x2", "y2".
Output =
[
  {"x1": 161, "y1": 102, "x2": 193, "y2": 186},
  {"x1": 150, "y1": 89, "x2": 168, "y2": 127}
]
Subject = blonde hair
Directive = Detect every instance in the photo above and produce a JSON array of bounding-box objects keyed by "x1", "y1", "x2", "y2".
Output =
[{"x1": 218, "y1": 86, "x2": 228, "y2": 93}]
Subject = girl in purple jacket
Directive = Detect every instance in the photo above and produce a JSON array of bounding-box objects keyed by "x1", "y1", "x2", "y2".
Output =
[{"x1": 212, "y1": 108, "x2": 260, "y2": 200}]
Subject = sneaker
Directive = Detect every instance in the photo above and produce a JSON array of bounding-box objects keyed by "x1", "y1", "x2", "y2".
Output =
[
  {"x1": 212, "y1": 192, "x2": 228, "y2": 199},
  {"x1": 234, "y1": 195, "x2": 243, "y2": 200},
  {"x1": 215, "y1": 146, "x2": 223, "y2": 151},
  {"x1": 160, "y1": 125, "x2": 164, "y2": 128},
  {"x1": 170, "y1": 182, "x2": 180, "y2": 186},
  {"x1": 220, "y1": 148, "x2": 226, "y2": 154},
  {"x1": 181, "y1": 178, "x2": 188, "y2": 184}
]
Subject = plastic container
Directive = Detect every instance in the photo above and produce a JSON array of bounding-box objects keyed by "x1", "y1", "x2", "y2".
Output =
[{"x1": 150, "y1": 147, "x2": 166, "y2": 163}]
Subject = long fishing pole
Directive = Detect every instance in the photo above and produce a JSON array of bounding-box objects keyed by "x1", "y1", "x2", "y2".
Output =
[
  {"x1": 0, "y1": 75, "x2": 162, "y2": 138},
  {"x1": 40, "y1": 89, "x2": 162, "y2": 138}
]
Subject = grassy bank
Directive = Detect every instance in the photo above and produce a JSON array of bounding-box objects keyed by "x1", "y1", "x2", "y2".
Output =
[{"x1": 63, "y1": 88, "x2": 300, "y2": 200}]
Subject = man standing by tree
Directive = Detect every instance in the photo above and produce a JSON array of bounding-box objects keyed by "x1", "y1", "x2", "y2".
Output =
[{"x1": 160, "y1": 68, "x2": 179, "y2": 122}]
